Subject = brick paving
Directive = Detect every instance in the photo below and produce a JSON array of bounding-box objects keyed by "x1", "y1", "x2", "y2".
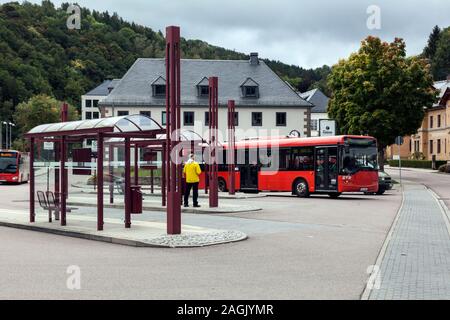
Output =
[{"x1": 369, "y1": 184, "x2": 450, "y2": 299}]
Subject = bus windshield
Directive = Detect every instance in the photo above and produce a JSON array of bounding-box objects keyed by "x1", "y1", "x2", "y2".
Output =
[
  {"x1": 341, "y1": 139, "x2": 378, "y2": 174},
  {"x1": 0, "y1": 152, "x2": 18, "y2": 174}
]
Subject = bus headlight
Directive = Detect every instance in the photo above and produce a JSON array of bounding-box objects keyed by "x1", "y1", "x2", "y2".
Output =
[{"x1": 12, "y1": 176, "x2": 18, "y2": 180}]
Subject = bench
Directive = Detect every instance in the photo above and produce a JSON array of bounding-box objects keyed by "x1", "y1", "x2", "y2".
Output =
[{"x1": 36, "y1": 191, "x2": 76, "y2": 222}]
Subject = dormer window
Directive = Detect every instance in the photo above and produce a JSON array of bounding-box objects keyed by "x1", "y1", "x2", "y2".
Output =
[
  {"x1": 240, "y1": 78, "x2": 259, "y2": 98},
  {"x1": 196, "y1": 77, "x2": 209, "y2": 97},
  {"x1": 151, "y1": 76, "x2": 166, "y2": 97}
]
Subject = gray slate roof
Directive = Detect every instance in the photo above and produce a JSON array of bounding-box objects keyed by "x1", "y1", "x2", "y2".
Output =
[
  {"x1": 85, "y1": 79, "x2": 121, "y2": 96},
  {"x1": 434, "y1": 80, "x2": 450, "y2": 105},
  {"x1": 100, "y1": 58, "x2": 312, "y2": 108},
  {"x1": 299, "y1": 88, "x2": 329, "y2": 113}
]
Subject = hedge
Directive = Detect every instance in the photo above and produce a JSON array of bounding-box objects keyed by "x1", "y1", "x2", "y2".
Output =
[{"x1": 388, "y1": 160, "x2": 447, "y2": 169}]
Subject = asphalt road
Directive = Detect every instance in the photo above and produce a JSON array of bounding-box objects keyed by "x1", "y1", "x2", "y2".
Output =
[
  {"x1": 0, "y1": 180, "x2": 401, "y2": 299},
  {"x1": 386, "y1": 167, "x2": 450, "y2": 208}
]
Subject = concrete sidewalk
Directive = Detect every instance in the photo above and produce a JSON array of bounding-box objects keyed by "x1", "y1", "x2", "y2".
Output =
[
  {"x1": 0, "y1": 208, "x2": 247, "y2": 248},
  {"x1": 67, "y1": 196, "x2": 262, "y2": 214},
  {"x1": 364, "y1": 183, "x2": 450, "y2": 299}
]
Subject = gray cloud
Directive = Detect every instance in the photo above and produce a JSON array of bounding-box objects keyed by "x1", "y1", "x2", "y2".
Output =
[{"x1": 4, "y1": 0, "x2": 450, "y2": 68}]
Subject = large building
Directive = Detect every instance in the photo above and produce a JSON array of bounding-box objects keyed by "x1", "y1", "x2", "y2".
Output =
[
  {"x1": 387, "y1": 77, "x2": 450, "y2": 161},
  {"x1": 97, "y1": 53, "x2": 313, "y2": 141},
  {"x1": 81, "y1": 79, "x2": 120, "y2": 120},
  {"x1": 299, "y1": 88, "x2": 330, "y2": 137}
]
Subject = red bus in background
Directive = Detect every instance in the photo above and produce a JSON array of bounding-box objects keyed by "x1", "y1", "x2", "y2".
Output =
[
  {"x1": 0, "y1": 150, "x2": 30, "y2": 184},
  {"x1": 199, "y1": 135, "x2": 379, "y2": 198}
]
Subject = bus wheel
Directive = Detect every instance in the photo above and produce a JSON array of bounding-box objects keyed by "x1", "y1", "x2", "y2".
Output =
[
  {"x1": 218, "y1": 178, "x2": 227, "y2": 192},
  {"x1": 328, "y1": 193, "x2": 342, "y2": 199},
  {"x1": 293, "y1": 179, "x2": 310, "y2": 198}
]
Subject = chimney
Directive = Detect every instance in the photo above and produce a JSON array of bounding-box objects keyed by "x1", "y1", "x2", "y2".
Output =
[{"x1": 249, "y1": 52, "x2": 259, "y2": 65}]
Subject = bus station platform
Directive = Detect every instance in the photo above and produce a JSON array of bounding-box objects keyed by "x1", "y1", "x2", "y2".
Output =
[
  {"x1": 67, "y1": 196, "x2": 262, "y2": 214},
  {"x1": 0, "y1": 207, "x2": 248, "y2": 248}
]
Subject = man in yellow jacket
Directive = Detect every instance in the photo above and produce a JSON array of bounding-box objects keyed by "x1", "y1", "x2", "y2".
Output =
[{"x1": 183, "y1": 153, "x2": 202, "y2": 208}]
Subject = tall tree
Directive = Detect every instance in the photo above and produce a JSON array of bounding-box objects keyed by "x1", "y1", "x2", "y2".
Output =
[
  {"x1": 431, "y1": 27, "x2": 450, "y2": 80},
  {"x1": 423, "y1": 25, "x2": 441, "y2": 60},
  {"x1": 13, "y1": 94, "x2": 78, "y2": 150},
  {"x1": 328, "y1": 37, "x2": 437, "y2": 169}
]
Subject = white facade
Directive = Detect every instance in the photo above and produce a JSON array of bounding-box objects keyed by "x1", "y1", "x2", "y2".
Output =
[
  {"x1": 81, "y1": 94, "x2": 103, "y2": 121},
  {"x1": 103, "y1": 106, "x2": 309, "y2": 141},
  {"x1": 310, "y1": 112, "x2": 329, "y2": 137}
]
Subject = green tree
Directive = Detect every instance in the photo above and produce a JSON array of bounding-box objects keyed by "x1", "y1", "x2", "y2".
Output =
[
  {"x1": 13, "y1": 94, "x2": 78, "y2": 136},
  {"x1": 431, "y1": 27, "x2": 450, "y2": 80},
  {"x1": 423, "y1": 25, "x2": 441, "y2": 60},
  {"x1": 328, "y1": 37, "x2": 437, "y2": 169}
]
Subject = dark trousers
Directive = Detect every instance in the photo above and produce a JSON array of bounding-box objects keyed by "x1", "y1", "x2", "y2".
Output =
[{"x1": 184, "y1": 182, "x2": 199, "y2": 206}]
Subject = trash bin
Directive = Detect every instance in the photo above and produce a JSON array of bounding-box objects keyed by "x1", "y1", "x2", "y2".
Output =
[{"x1": 130, "y1": 185, "x2": 142, "y2": 214}]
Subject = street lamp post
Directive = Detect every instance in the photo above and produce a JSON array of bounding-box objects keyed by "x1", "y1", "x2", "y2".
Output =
[
  {"x1": 0, "y1": 121, "x2": 3, "y2": 149},
  {"x1": 9, "y1": 123, "x2": 15, "y2": 149},
  {"x1": 2, "y1": 121, "x2": 8, "y2": 149}
]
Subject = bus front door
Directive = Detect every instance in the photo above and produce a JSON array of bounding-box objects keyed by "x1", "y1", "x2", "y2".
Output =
[
  {"x1": 239, "y1": 149, "x2": 259, "y2": 193},
  {"x1": 314, "y1": 147, "x2": 338, "y2": 192}
]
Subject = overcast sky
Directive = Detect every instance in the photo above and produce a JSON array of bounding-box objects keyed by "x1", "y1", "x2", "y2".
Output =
[{"x1": 4, "y1": 0, "x2": 450, "y2": 68}]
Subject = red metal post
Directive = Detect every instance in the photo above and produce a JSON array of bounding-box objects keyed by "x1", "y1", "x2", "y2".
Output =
[
  {"x1": 166, "y1": 25, "x2": 182, "y2": 234},
  {"x1": 97, "y1": 133, "x2": 104, "y2": 231},
  {"x1": 29, "y1": 138, "x2": 35, "y2": 223},
  {"x1": 208, "y1": 77, "x2": 219, "y2": 207},
  {"x1": 161, "y1": 146, "x2": 166, "y2": 206},
  {"x1": 109, "y1": 145, "x2": 114, "y2": 204},
  {"x1": 60, "y1": 135, "x2": 67, "y2": 226},
  {"x1": 134, "y1": 146, "x2": 139, "y2": 186},
  {"x1": 124, "y1": 137, "x2": 131, "y2": 228},
  {"x1": 228, "y1": 100, "x2": 236, "y2": 195}
]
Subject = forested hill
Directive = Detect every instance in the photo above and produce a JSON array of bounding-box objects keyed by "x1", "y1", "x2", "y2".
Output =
[{"x1": 0, "y1": 0, "x2": 331, "y2": 120}]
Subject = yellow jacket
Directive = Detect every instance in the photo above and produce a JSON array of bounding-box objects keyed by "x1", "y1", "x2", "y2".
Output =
[{"x1": 183, "y1": 160, "x2": 202, "y2": 183}]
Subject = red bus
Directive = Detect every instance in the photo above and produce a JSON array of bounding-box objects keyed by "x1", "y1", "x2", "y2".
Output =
[
  {"x1": 0, "y1": 150, "x2": 30, "y2": 184},
  {"x1": 201, "y1": 135, "x2": 379, "y2": 198}
]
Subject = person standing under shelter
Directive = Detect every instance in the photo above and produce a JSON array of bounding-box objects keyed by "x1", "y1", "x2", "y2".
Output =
[{"x1": 183, "y1": 153, "x2": 202, "y2": 208}]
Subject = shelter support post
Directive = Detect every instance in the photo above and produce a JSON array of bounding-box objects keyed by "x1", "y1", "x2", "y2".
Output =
[
  {"x1": 125, "y1": 137, "x2": 131, "y2": 228},
  {"x1": 228, "y1": 100, "x2": 236, "y2": 195},
  {"x1": 166, "y1": 25, "x2": 182, "y2": 234},
  {"x1": 97, "y1": 133, "x2": 104, "y2": 231},
  {"x1": 29, "y1": 138, "x2": 35, "y2": 223},
  {"x1": 60, "y1": 136, "x2": 67, "y2": 226},
  {"x1": 208, "y1": 77, "x2": 219, "y2": 207},
  {"x1": 109, "y1": 145, "x2": 114, "y2": 204}
]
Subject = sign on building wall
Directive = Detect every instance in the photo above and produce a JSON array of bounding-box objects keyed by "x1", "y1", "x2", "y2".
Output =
[{"x1": 319, "y1": 119, "x2": 336, "y2": 136}]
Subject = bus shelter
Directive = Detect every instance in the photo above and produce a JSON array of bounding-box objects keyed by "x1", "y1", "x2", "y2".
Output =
[{"x1": 24, "y1": 115, "x2": 165, "y2": 231}]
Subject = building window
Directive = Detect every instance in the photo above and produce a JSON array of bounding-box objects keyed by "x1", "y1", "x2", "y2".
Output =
[
  {"x1": 117, "y1": 111, "x2": 129, "y2": 116},
  {"x1": 438, "y1": 115, "x2": 441, "y2": 127},
  {"x1": 276, "y1": 112, "x2": 287, "y2": 126},
  {"x1": 161, "y1": 111, "x2": 167, "y2": 125},
  {"x1": 430, "y1": 116, "x2": 433, "y2": 128},
  {"x1": 252, "y1": 112, "x2": 263, "y2": 126},
  {"x1": 438, "y1": 139, "x2": 441, "y2": 154},
  {"x1": 153, "y1": 84, "x2": 166, "y2": 97},
  {"x1": 85, "y1": 112, "x2": 92, "y2": 119},
  {"x1": 184, "y1": 111, "x2": 195, "y2": 126},
  {"x1": 93, "y1": 100, "x2": 99, "y2": 108},
  {"x1": 244, "y1": 86, "x2": 259, "y2": 98},
  {"x1": 310, "y1": 119, "x2": 318, "y2": 131},
  {"x1": 205, "y1": 112, "x2": 210, "y2": 126},
  {"x1": 198, "y1": 85, "x2": 209, "y2": 97},
  {"x1": 140, "y1": 111, "x2": 151, "y2": 117},
  {"x1": 93, "y1": 112, "x2": 99, "y2": 119},
  {"x1": 409, "y1": 139, "x2": 412, "y2": 152},
  {"x1": 430, "y1": 140, "x2": 433, "y2": 154},
  {"x1": 85, "y1": 100, "x2": 92, "y2": 108}
]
